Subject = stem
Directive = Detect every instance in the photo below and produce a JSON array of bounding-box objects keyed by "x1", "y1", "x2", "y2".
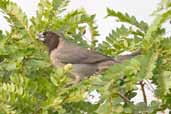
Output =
[
  {"x1": 109, "y1": 97, "x2": 113, "y2": 112},
  {"x1": 145, "y1": 80, "x2": 155, "y2": 93},
  {"x1": 140, "y1": 81, "x2": 147, "y2": 105},
  {"x1": 117, "y1": 92, "x2": 130, "y2": 103}
]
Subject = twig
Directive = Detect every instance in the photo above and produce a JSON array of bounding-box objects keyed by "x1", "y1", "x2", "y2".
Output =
[
  {"x1": 117, "y1": 92, "x2": 130, "y2": 103},
  {"x1": 140, "y1": 81, "x2": 147, "y2": 105},
  {"x1": 145, "y1": 80, "x2": 155, "y2": 93}
]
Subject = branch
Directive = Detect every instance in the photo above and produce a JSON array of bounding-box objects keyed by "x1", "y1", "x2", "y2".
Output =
[
  {"x1": 140, "y1": 81, "x2": 147, "y2": 105},
  {"x1": 117, "y1": 92, "x2": 131, "y2": 103}
]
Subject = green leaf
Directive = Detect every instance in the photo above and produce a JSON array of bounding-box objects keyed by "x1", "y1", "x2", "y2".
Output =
[
  {"x1": 138, "y1": 51, "x2": 158, "y2": 79},
  {"x1": 96, "y1": 101, "x2": 112, "y2": 114},
  {"x1": 158, "y1": 71, "x2": 171, "y2": 94},
  {"x1": 106, "y1": 8, "x2": 148, "y2": 32},
  {"x1": 98, "y1": 25, "x2": 143, "y2": 56}
]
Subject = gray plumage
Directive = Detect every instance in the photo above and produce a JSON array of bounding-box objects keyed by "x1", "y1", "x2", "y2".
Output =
[{"x1": 37, "y1": 31, "x2": 140, "y2": 83}]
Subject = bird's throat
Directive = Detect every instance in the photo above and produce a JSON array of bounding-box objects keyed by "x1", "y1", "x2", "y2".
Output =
[{"x1": 47, "y1": 38, "x2": 60, "y2": 53}]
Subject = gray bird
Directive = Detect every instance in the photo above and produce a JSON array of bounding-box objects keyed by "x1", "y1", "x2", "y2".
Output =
[{"x1": 37, "y1": 31, "x2": 140, "y2": 83}]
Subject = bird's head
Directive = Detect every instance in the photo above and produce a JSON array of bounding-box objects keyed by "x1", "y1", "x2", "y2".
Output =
[{"x1": 37, "y1": 31, "x2": 60, "y2": 52}]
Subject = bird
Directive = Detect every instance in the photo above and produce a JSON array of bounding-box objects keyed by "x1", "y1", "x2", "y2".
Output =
[{"x1": 37, "y1": 31, "x2": 140, "y2": 83}]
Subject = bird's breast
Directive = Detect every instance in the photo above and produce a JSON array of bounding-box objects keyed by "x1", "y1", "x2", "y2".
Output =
[
  {"x1": 49, "y1": 44, "x2": 64, "y2": 67},
  {"x1": 50, "y1": 39, "x2": 67, "y2": 67}
]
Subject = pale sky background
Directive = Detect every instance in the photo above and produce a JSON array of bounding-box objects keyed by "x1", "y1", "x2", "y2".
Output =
[
  {"x1": 0, "y1": 0, "x2": 160, "y2": 39},
  {"x1": 0, "y1": 0, "x2": 169, "y2": 113}
]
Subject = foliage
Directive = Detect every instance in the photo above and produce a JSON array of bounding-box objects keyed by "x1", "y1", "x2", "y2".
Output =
[{"x1": 0, "y1": 0, "x2": 171, "y2": 114}]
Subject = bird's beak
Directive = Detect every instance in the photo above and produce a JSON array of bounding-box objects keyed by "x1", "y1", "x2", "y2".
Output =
[{"x1": 37, "y1": 32, "x2": 45, "y2": 41}]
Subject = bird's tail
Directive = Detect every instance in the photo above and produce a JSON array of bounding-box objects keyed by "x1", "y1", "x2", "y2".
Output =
[
  {"x1": 97, "y1": 50, "x2": 141, "y2": 72},
  {"x1": 115, "y1": 49, "x2": 141, "y2": 62}
]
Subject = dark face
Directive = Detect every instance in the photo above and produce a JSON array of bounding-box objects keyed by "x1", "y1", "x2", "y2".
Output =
[{"x1": 37, "y1": 31, "x2": 60, "y2": 52}]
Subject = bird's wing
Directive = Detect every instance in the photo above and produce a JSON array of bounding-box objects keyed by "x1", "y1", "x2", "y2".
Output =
[{"x1": 57, "y1": 41, "x2": 114, "y2": 64}]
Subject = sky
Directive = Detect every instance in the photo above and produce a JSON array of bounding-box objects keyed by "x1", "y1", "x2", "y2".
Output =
[
  {"x1": 0, "y1": 0, "x2": 167, "y2": 110},
  {"x1": 67, "y1": 0, "x2": 160, "y2": 40},
  {"x1": 0, "y1": 0, "x2": 160, "y2": 39}
]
